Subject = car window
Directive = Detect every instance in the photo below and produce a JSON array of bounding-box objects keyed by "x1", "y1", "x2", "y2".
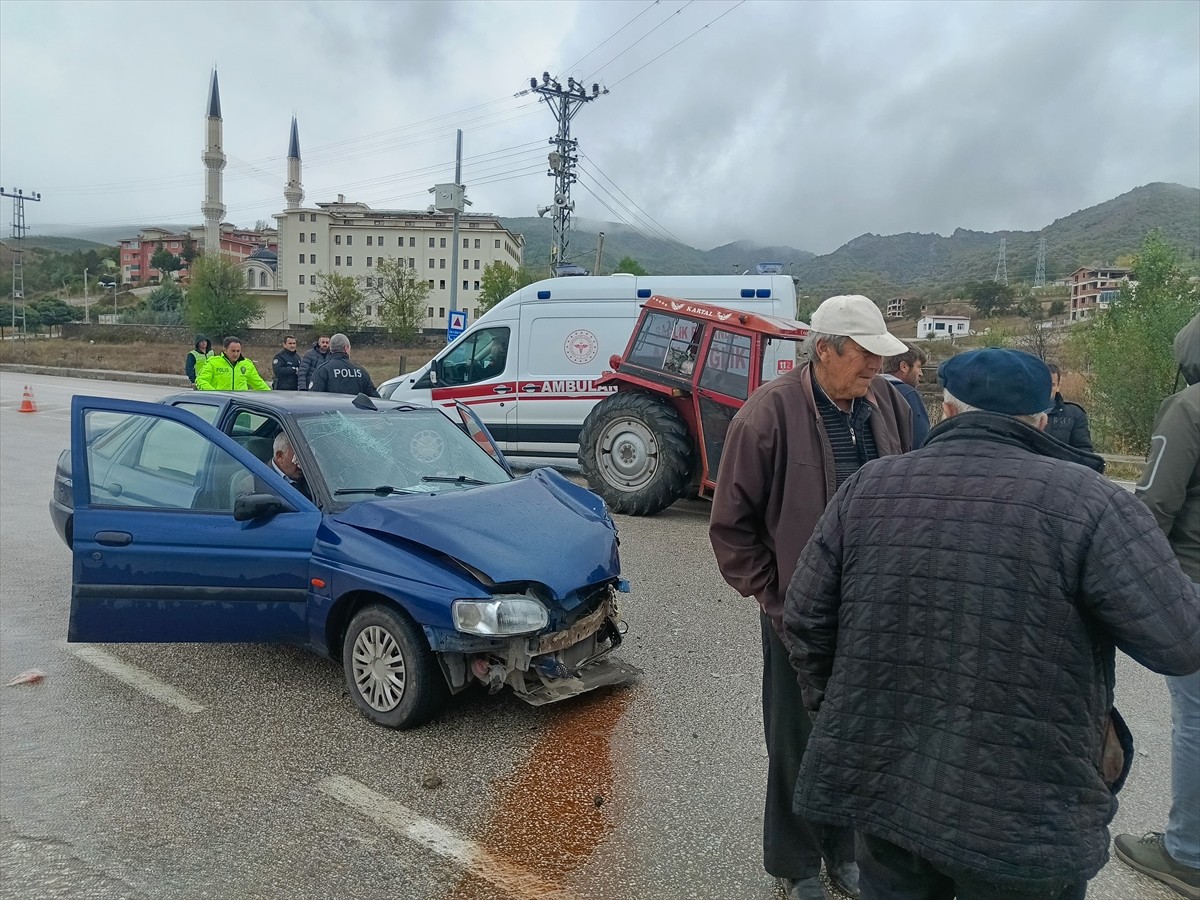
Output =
[
  {"x1": 231, "y1": 410, "x2": 274, "y2": 437},
  {"x1": 173, "y1": 401, "x2": 220, "y2": 425},
  {"x1": 439, "y1": 326, "x2": 510, "y2": 386},
  {"x1": 627, "y1": 313, "x2": 703, "y2": 376},
  {"x1": 294, "y1": 408, "x2": 510, "y2": 504},
  {"x1": 699, "y1": 329, "x2": 751, "y2": 400},
  {"x1": 85, "y1": 410, "x2": 255, "y2": 513}
]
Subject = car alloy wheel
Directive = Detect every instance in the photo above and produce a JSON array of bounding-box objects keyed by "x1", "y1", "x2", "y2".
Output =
[{"x1": 351, "y1": 624, "x2": 407, "y2": 712}]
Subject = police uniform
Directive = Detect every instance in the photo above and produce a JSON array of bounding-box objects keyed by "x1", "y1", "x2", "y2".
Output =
[{"x1": 309, "y1": 352, "x2": 379, "y2": 397}]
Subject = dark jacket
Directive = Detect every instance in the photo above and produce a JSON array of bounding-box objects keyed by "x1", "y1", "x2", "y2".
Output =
[
  {"x1": 1136, "y1": 312, "x2": 1200, "y2": 580},
  {"x1": 709, "y1": 363, "x2": 913, "y2": 633},
  {"x1": 783, "y1": 411, "x2": 1200, "y2": 891},
  {"x1": 309, "y1": 351, "x2": 379, "y2": 397},
  {"x1": 298, "y1": 342, "x2": 329, "y2": 391},
  {"x1": 1046, "y1": 392, "x2": 1094, "y2": 452},
  {"x1": 271, "y1": 348, "x2": 303, "y2": 391},
  {"x1": 185, "y1": 335, "x2": 213, "y2": 384},
  {"x1": 883, "y1": 373, "x2": 931, "y2": 448}
]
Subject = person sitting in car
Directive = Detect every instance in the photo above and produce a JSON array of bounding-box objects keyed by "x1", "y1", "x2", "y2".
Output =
[{"x1": 269, "y1": 432, "x2": 311, "y2": 501}]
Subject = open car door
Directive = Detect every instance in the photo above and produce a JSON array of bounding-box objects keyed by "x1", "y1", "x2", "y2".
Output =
[
  {"x1": 455, "y1": 401, "x2": 513, "y2": 477},
  {"x1": 68, "y1": 396, "x2": 321, "y2": 644}
]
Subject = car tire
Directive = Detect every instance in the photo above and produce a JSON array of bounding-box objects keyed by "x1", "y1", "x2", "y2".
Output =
[
  {"x1": 578, "y1": 391, "x2": 694, "y2": 516},
  {"x1": 342, "y1": 604, "x2": 447, "y2": 729}
]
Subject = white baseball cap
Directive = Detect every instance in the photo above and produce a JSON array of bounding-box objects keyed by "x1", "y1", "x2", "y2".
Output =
[{"x1": 809, "y1": 295, "x2": 907, "y2": 357}]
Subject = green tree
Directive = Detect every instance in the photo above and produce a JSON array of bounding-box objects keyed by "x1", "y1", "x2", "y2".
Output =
[
  {"x1": 146, "y1": 282, "x2": 184, "y2": 313},
  {"x1": 29, "y1": 298, "x2": 74, "y2": 333},
  {"x1": 1070, "y1": 230, "x2": 1199, "y2": 454},
  {"x1": 365, "y1": 257, "x2": 430, "y2": 341},
  {"x1": 478, "y1": 261, "x2": 536, "y2": 313},
  {"x1": 1016, "y1": 294, "x2": 1043, "y2": 320},
  {"x1": 150, "y1": 241, "x2": 182, "y2": 282},
  {"x1": 614, "y1": 256, "x2": 648, "y2": 276},
  {"x1": 183, "y1": 255, "x2": 264, "y2": 339},
  {"x1": 308, "y1": 271, "x2": 365, "y2": 333},
  {"x1": 965, "y1": 280, "x2": 1015, "y2": 317},
  {"x1": 179, "y1": 234, "x2": 199, "y2": 266},
  {"x1": 1048, "y1": 299, "x2": 1066, "y2": 317}
]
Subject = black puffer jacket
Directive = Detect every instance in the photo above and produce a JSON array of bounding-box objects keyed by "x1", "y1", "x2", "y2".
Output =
[
  {"x1": 1045, "y1": 393, "x2": 1095, "y2": 453},
  {"x1": 783, "y1": 412, "x2": 1200, "y2": 891},
  {"x1": 297, "y1": 341, "x2": 329, "y2": 391}
]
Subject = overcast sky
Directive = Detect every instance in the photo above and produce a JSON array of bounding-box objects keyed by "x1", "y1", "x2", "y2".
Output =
[{"x1": 1, "y1": 0, "x2": 1197, "y2": 255}]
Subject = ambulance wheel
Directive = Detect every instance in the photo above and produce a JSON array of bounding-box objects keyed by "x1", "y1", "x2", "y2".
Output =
[{"x1": 579, "y1": 392, "x2": 693, "y2": 516}]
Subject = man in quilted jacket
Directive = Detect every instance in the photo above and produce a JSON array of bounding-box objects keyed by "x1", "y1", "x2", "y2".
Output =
[{"x1": 783, "y1": 347, "x2": 1200, "y2": 900}]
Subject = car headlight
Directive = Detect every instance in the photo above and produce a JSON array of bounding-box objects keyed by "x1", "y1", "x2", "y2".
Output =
[{"x1": 452, "y1": 595, "x2": 549, "y2": 636}]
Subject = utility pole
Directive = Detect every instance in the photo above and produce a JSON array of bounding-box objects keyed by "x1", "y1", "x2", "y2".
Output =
[
  {"x1": 594, "y1": 231, "x2": 605, "y2": 275},
  {"x1": 430, "y1": 130, "x2": 470, "y2": 324},
  {"x1": 83, "y1": 268, "x2": 90, "y2": 324},
  {"x1": 525, "y1": 72, "x2": 606, "y2": 273},
  {"x1": 1034, "y1": 236, "x2": 1046, "y2": 288},
  {"x1": 0, "y1": 186, "x2": 43, "y2": 332},
  {"x1": 994, "y1": 237, "x2": 1008, "y2": 285}
]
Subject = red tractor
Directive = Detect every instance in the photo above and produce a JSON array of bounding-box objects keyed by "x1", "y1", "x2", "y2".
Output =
[{"x1": 578, "y1": 295, "x2": 810, "y2": 515}]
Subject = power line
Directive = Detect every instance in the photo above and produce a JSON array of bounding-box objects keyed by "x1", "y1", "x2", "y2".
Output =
[
  {"x1": 561, "y1": 0, "x2": 663, "y2": 74},
  {"x1": 584, "y1": 1, "x2": 695, "y2": 83},
  {"x1": 578, "y1": 153, "x2": 686, "y2": 245},
  {"x1": 609, "y1": 0, "x2": 747, "y2": 88}
]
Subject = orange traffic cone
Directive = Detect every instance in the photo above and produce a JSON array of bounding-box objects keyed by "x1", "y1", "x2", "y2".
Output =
[{"x1": 18, "y1": 384, "x2": 37, "y2": 413}]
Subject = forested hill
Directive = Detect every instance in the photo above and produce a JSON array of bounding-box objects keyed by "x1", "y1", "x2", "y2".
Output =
[
  {"x1": 503, "y1": 182, "x2": 1199, "y2": 294},
  {"x1": 791, "y1": 182, "x2": 1200, "y2": 296}
]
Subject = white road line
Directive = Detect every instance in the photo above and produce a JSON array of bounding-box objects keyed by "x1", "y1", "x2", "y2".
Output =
[
  {"x1": 318, "y1": 774, "x2": 578, "y2": 900},
  {"x1": 68, "y1": 645, "x2": 206, "y2": 714}
]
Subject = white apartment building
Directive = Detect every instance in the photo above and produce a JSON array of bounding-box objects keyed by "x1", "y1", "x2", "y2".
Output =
[{"x1": 275, "y1": 197, "x2": 524, "y2": 330}]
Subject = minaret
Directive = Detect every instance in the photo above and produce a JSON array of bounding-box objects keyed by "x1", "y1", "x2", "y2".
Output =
[
  {"x1": 201, "y1": 68, "x2": 226, "y2": 257},
  {"x1": 284, "y1": 116, "x2": 304, "y2": 209}
]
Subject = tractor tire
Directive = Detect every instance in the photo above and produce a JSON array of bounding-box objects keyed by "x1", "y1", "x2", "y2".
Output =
[{"x1": 578, "y1": 392, "x2": 694, "y2": 516}]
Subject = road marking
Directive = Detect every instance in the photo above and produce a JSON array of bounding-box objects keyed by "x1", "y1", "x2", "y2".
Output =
[
  {"x1": 68, "y1": 645, "x2": 206, "y2": 714},
  {"x1": 318, "y1": 774, "x2": 578, "y2": 900}
]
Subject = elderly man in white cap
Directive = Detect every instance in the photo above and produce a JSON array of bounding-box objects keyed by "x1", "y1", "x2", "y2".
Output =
[{"x1": 710, "y1": 295, "x2": 912, "y2": 900}]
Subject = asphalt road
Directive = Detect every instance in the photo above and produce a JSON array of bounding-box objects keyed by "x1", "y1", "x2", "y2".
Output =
[{"x1": 0, "y1": 372, "x2": 1179, "y2": 900}]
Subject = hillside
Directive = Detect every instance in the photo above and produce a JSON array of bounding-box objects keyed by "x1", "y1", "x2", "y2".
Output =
[
  {"x1": 791, "y1": 182, "x2": 1200, "y2": 297},
  {"x1": 5, "y1": 235, "x2": 113, "y2": 253}
]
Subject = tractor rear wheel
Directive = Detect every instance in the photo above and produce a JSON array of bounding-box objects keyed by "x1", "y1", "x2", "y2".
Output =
[{"x1": 578, "y1": 392, "x2": 694, "y2": 516}]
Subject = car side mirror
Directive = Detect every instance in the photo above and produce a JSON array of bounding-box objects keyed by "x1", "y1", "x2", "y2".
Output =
[
  {"x1": 234, "y1": 492, "x2": 284, "y2": 521},
  {"x1": 429, "y1": 364, "x2": 438, "y2": 385}
]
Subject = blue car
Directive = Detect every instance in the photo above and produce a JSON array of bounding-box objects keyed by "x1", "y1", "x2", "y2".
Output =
[{"x1": 51, "y1": 391, "x2": 636, "y2": 728}]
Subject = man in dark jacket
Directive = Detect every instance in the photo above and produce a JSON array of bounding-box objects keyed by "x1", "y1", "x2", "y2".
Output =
[
  {"x1": 1117, "y1": 312, "x2": 1200, "y2": 900},
  {"x1": 711, "y1": 295, "x2": 912, "y2": 900},
  {"x1": 297, "y1": 335, "x2": 330, "y2": 391},
  {"x1": 882, "y1": 341, "x2": 930, "y2": 447},
  {"x1": 185, "y1": 335, "x2": 213, "y2": 386},
  {"x1": 783, "y1": 348, "x2": 1200, "y2": 900},
  {"x1": 309, "y1": 333, "x2": 378, "y2": 397},
  {"x1": 271, "y1": 335, "x2": 302, "y2": 390},
  {"x1": 1045, "y1": 362, "x2": 1095, "y2": 452}
]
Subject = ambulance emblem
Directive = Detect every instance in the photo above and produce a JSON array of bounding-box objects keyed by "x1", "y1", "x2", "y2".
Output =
[{"x1": 564, "y1": 329, "x2": 599, "y2": 365}]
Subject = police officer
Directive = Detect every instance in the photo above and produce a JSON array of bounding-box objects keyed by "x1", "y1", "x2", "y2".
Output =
[
  {"x1": 309, "y1": 333, "x2": 379, "y2": 397},
  {"x1": 271, "y1": 335, "x2": 303, "y2": 390}
]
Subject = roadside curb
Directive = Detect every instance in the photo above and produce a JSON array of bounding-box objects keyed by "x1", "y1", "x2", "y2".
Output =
[{"x1": 0, "y1": 364, "x2": 191, "y2": 388}]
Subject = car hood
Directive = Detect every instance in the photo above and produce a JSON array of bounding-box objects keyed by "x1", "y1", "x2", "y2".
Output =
[{"x1": 331, "y1": 468, "x2": 619, "y2": 598}]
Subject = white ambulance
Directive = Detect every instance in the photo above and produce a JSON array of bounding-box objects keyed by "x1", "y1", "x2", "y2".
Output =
[{"x1": 380, "y1": 273, "x2": 797, "y2": 459}]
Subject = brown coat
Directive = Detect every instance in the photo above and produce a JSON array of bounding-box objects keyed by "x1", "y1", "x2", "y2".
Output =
[{"x1": 709, "y1": 363, "x2": 912, "y2": 632}]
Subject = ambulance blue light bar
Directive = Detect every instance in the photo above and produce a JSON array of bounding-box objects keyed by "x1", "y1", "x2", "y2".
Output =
[
  {"x1": 757, "y1": 289, "x2": 771, "y2": 298},
  {"x1": 637, "y1": 289, "x2": 651, "y2": 298},
  {"x1": 537, "y1": 290, "x2": 551, "y2": 299}
]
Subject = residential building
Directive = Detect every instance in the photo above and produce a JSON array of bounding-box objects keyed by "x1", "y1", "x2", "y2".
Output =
[
  {"x1": 886, "y1": 297, "x2": 905, "y2": 318},
  {"x1": 275, "y1": 196, "x2": 524, "y2": 329},
  {"x1": 917, "y1": 314, "x2": 970, "y2": 339},
  {"x1": 117, "y1": 225, "x2": 277, "y2": 285},
  {"x1": 1068, "y1": 265, "x2": 1131, "y2": 322}
]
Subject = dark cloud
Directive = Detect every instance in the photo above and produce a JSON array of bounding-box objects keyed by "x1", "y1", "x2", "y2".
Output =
[{"x1": 1, "y1": 0, "x2": 1195, "y2": 254}]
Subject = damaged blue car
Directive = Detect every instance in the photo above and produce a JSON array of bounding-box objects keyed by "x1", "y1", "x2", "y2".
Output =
[{"x1": 51, "y1": 391, "x2": 636, "y2": 728}]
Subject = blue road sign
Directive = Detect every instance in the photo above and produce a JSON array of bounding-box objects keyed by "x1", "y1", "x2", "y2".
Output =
[{"x1": 447, "y1": 309, "x2": 467, "y2": 342}]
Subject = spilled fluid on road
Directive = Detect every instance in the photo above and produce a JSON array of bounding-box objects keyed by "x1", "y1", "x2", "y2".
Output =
[{"x1": 446, "y1": 686, "x2": 633, "y2": 900}]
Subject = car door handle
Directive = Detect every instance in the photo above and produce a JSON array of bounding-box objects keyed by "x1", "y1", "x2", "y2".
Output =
[
  {"x1": 493, "y1": 385, "x2": 512, "y2": 394},
  {"x1": 521, "y1": 384, "x2": 540, "y2": 392},
  {"x1": 95, "y1": 531, "x2": 133, "y2": 546}
]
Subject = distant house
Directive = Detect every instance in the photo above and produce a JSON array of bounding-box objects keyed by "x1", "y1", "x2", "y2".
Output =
[
  {"x1": 1069, "y1": 265, "x2": 1131, "y2": 322},
  {"x1": 917, "y1": 314, "x2": 970, "y2": 339},
  {"x1": 886, "y1": 297, "x2": 906, "y2": 318}
]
